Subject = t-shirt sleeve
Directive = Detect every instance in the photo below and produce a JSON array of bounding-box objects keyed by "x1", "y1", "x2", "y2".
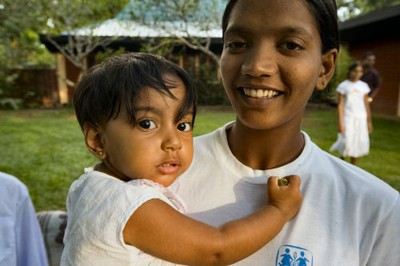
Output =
[
  {"x1": 362, "y1": 81, "x2": 371, "y2": 95},
  {"x1": 336, "y1": 82, "x2": 346, "y2": 94}
]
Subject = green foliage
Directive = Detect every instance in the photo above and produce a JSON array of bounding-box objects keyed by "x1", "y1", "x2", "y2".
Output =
[
  {"x1": 337, "y1": 0, "x2": 400, "y2": 20},
  {"x1": 195, "y1": 80, "x2": 229, "y2": 106},
  {"x1": 95, "y1": 47, "x2": 127, "y2": 64},
  {"x1": 310, "y1": 45, "x2": 354, "y2": 104},
  {"x1": 0, "y1": 0, "x2": 129, "y2": 105},
  {"x1": 41, "y1": 0, "x2": 130, "y2": 35},
  {"x1": 184, "y1": 56, "x2": 229, "y2": 105}
]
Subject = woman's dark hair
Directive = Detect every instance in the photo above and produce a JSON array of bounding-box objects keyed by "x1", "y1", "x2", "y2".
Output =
[
  {"x1": 74, "y1": 52, "x2": 197, "y2": 130},
  {"x1": 222, "y1": 0, "x2": 340, "y2": 53}
]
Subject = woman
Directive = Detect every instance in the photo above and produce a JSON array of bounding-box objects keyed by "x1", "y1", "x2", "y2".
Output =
[{"x1": 172, "y1": 0, "x2": 400, "y2": 265}]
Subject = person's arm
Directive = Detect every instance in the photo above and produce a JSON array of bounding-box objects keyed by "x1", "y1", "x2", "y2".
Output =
[
  {"x1": 364, "y1": 94, "x2": 373, "y2": 133},
  {"x1": 123, "y1": 175, "x2": 302, "y2": 266},
  {"x1": 369, "y1": 71, "x2": 381, "y2": 100},
  {"x1": 337, "y1": 93, "x2": 345, "y2": 133},
  {"x1": 15, "y1": 193, "x2": 49, "y2": 266}
]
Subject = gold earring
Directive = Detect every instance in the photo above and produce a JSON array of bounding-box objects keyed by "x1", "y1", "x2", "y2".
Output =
[{"x1": 95, "y1": 147, "x2": 104, "y2": 156}]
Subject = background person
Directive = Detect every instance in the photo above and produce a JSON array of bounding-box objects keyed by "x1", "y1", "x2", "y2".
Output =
[
  {"x1": 361, "y1": 51, "x2": 381, "y2": 103},
  {"x1": 0, "y1": 171, "x2": 48, "y2": 266},
  {"x1": 330, "y1": 61, "x2": 372, "y2": 165}
]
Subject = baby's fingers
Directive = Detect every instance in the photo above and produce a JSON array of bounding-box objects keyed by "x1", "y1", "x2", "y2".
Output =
[
  {"x1": 267, "y1": 175, "x2": 301, "y2": 189},
  {"x1": 283, "y1": 175, "x2": 301, "y2": 188}
]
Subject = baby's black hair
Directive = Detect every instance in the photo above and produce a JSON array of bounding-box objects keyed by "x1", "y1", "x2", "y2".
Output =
[{"x1": 74, "y1": 52, "x2": 197, "y2": 130}]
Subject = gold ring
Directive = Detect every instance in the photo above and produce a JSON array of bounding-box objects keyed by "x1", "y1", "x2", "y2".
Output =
[{"x1": 278, "y1": 178, "x2": 289, "y2": 186}]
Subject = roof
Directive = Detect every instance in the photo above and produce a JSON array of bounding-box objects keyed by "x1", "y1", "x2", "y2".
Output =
[
  {"x1": 40, "y1": 0, "x2": 227, "y2": 53},
  {"x1": 339, "y1": 4, "x2": 400, "y2": 43},
  {"x1": 64, "y1": 18, "x2": 222, "y2": 38},
  {"x1": 61, "y1": 0, "x2": 227, "y2": 38}
]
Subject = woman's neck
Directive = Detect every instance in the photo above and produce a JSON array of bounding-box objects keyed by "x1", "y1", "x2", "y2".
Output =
[{"x1": 226, "y1": 120, "x2": 305, "y2": 170}]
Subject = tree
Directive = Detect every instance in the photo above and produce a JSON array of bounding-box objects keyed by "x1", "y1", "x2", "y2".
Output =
[
  {"x1": 0, "y1": 0, "x2": 51, "y2": 68},
  {"x1": 0, "y1": 0, "x2": 129, "y2": 106},
  {"x1": 337, "y1": 0, "x2": 400, "y2": 20},
  {"x1": 123, "y1": 0, "x2": 225, "y2": 66},
  {"x1": 40, "y1": 0, "x2": 130, "y2": 87},
  {"x1": 0, "y1": 0, "x2": 54, "y2": 108}
]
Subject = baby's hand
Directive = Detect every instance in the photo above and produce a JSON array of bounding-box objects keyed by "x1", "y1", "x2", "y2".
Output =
[{"x1": 267, "y1": 175, "x2": 302, "y2": 222}]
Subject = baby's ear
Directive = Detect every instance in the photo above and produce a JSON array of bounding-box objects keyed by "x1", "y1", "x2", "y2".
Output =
[
  {"x1": 84, "y1": 124, "x2": 106, "y2": 160},
  {"x1": 316, "y1": 48, "x2": 339, "y2": 91}
]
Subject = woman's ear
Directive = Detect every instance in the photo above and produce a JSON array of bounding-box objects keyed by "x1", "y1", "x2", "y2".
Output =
[
  {"x1": 316, "y1": 48, "x2": 339, "y2": 91},
  {"x1": 84, "y1": 124, "x2": 106, "y2": 160}
]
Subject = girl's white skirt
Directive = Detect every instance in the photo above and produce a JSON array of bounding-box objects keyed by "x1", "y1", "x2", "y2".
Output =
[{"x1": 330, "y1": 116, "x2": 369, "y2": 158}]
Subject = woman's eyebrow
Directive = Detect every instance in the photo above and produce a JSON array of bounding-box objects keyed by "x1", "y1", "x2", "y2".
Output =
[
  {"x1": 224, "y1": 25, "x2": 250, "y2": 37},
  {"x1": 225, "y1": 25, "x2": 314, "y2": 39},
  {"x1": 279, "y1": 26, "x2": 314, "y2": 39}
]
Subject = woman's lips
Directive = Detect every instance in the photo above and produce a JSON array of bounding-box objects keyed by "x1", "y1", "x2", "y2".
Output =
[{"x1": 243, "y1": 87, "x2": 281, "y2": 99}]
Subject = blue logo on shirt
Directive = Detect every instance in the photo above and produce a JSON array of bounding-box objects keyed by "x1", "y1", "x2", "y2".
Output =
[{"x1": 276, "y1": 244, "x2": 313, "y2": 266}]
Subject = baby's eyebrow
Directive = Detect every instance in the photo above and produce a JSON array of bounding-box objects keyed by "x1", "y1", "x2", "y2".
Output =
[{"x1": 134, "y1": 106, "x2": 162, "y2": 116}]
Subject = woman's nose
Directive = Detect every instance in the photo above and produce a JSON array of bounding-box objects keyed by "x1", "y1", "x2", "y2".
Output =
[{"x1": 241, "y1": 44, "x2": 278, "y2": 77}]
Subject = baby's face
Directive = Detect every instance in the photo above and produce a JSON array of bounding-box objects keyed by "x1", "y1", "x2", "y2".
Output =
[{"x1": 99, "y1": 75, "x2": 194, "y2": 187}]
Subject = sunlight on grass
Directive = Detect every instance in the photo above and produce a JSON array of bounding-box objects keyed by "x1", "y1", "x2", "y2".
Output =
[{"x1": 0, "y1": 106, "x2": 399, "y2": 211}]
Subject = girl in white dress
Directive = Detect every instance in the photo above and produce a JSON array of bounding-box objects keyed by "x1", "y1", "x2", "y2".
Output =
[{"x1": 331, "y1": 61, "x2": 373, "y2": 165}]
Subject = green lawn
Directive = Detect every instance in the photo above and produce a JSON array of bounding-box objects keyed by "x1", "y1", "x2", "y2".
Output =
[{"x1": 0, "y1": 106, "x2": 399, "y2": 212}]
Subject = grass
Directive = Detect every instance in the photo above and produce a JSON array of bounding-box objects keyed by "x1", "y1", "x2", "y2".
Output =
[{"x1": 0, "y1": 106, "x2": 399, "y2": 212}]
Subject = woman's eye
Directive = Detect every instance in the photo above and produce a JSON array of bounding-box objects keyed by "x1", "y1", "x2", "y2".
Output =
[
  {"x1": 225, "y1": 41, "x2": 248, "y2": 51},
  {"x1": 285, "y1": 42, "x2": 302, "y2": 51},
  {"x1": 138, "y1": 119, "x2": 156, "y2": 130},
  {"x1": 177, "y1": 122, "x2": 192, "y2": 132}
]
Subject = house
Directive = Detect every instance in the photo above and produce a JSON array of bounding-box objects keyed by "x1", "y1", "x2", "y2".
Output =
[
  {"x1": 40, "y1": 0, "x2": 226, "y2": 105},
  {"x1": 339, "y1": 5, "x2": 400, "y2": 117}
]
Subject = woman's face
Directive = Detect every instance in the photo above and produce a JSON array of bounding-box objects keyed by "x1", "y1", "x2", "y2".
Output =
[{"x1": 220, "y1": 0, "x2": 330, "y2": 131}]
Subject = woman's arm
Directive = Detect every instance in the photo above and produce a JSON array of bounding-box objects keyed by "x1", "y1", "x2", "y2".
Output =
[{"x1": 123, "y1": 175, "x2": 302, "y2": 266}]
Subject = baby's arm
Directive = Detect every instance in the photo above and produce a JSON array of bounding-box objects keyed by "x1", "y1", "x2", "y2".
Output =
[{"x1": 123, "y1": 175, "x2": 302, "y2": 266}]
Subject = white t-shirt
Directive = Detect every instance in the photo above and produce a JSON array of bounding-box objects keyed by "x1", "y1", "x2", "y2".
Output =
[
  {"x1": 61, "y1": 168, "x2": 185, "y2": 266},
  {"x1": 171, "y1": 122, "x2": 400, "y2": 265},
  {"x1": 337, "y1": 80, "x2": 370, "y2": 118}
]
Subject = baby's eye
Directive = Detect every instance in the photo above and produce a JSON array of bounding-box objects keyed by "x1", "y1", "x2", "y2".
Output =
[
  {"x1": 177, "y1": 122, "x2": 192, "y2": 132},
  {"x1": 138, "y1": 119, "x2": 156, "y2": 130}
]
